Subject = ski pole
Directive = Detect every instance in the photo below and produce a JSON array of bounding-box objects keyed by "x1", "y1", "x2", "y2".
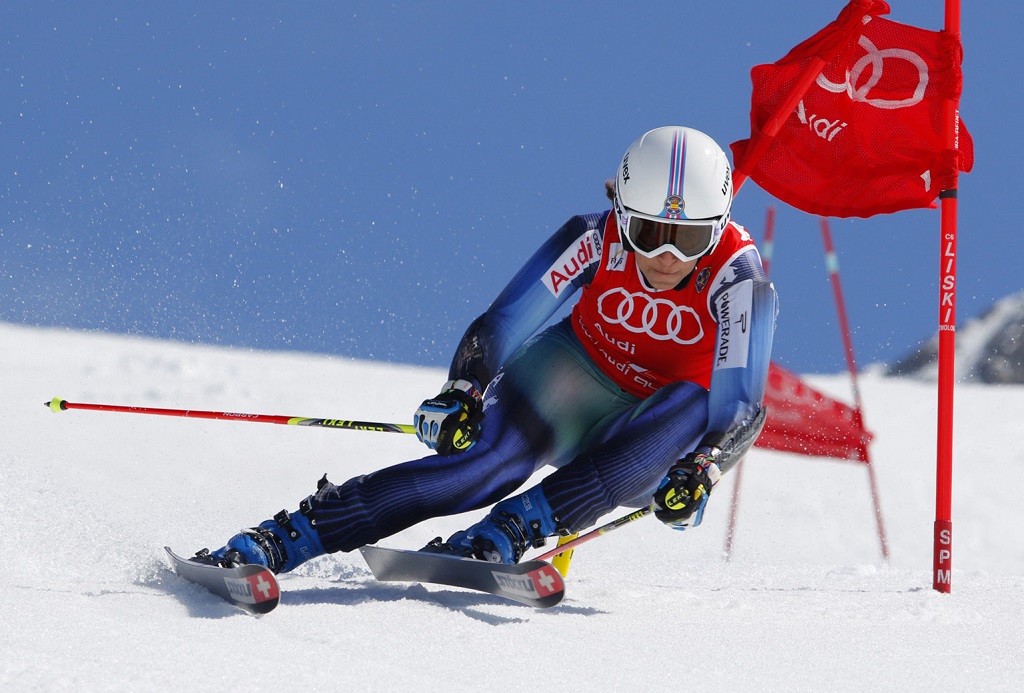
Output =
[
  {"x1": 44, "y1": 397, "x2": 416, "y2": 435},
  {"x1": 534, "y1": 506, "x2": 652, "y2": 563}
]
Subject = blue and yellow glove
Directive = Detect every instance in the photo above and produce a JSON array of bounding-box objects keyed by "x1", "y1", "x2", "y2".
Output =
[
  {"x1": 414, "y1": 379, "x2": 484, "y2": 456},
  {"x1": 651, "y1": 451, "x2": 722, "y2": 530}
]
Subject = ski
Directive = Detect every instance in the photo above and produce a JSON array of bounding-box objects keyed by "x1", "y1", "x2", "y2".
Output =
[
  {"x1": 359, "y1": 545, "x2": 565, "y2": 608},
  {"x1": 164, "y1": 547, "x2": 280, "y2": 615}
]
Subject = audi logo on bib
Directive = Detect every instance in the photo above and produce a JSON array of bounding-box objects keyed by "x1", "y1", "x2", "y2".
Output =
[{"x1": 596, "y1": 288, "x2": 704, "y2": 345}]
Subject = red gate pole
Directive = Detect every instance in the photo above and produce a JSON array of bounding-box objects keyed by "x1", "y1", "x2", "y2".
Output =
[
  {"x1": 820, "y1": 219, "x2": 889, "y2": 560},
  {"x1": 933, "y1": 0, "x2": 963, "y2": 594}
]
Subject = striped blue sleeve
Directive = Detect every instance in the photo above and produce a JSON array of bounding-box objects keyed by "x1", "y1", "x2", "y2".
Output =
[
  {"x1": 701, "y1": 246, "x2": 778, "y2": 454},
  {"x1": 449, "y1": 211, "x2": 609, "y2": 390}
]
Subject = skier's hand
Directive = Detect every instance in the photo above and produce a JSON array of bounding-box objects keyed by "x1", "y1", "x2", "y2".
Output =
[
  {"x1": 651, "y1": 451, "x2": 722, "y2": 530},
  {"x1": 414, "y1": 379, "x2": 483, "y2": 456}
]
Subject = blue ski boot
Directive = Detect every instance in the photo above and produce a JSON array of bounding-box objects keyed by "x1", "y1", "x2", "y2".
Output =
[
  {"x1": 194, "y1": 496, "x2": 325, "y2": 574},
  {"x1": 425, "y1": 485, "x2": 563, "y2": 564}
]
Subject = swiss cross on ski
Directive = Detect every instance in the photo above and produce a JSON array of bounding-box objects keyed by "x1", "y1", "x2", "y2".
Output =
[
  {"x1": 492, "y1": 564, "x2": 561, "y2": 600},
  {"x1": 224, "y1": 571, "x2": 279, "y2": 605}
]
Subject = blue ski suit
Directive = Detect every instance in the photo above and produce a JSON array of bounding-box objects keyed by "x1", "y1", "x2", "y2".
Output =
[{"x1": 312, "y1": 209, "x2": 777, "y2": 552}]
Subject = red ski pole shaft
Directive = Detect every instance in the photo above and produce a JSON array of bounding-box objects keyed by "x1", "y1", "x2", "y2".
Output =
[
  {"x1": 534, "y1": 507, "x2": 652, "y2": 562},
  {"x1": 45, "y1": 397, "x2": 416, "y2": 435}
]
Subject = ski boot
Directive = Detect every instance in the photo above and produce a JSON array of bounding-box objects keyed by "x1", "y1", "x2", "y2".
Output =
[
  {"x1": 193, "y1": 496, "x2": 325, "y2": 574},
  {"x1": 423, "y1": 485, "x2": 563, "y2": 564}
]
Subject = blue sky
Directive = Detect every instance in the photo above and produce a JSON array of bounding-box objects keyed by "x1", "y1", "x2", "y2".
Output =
[{"x1": 1, "y1": 2, "x2": 1013, "y2": 375}]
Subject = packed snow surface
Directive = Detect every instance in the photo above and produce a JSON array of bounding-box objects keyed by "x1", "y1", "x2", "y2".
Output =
[{"x1": 2, "y1": 323, "x2": 1021, "y2": 692}]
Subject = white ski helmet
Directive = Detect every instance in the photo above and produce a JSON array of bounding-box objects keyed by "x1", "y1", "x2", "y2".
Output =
[{"x1": 614, "y1": 126, "x2": 733, "y2": 261}]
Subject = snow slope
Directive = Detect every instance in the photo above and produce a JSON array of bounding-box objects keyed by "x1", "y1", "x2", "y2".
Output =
[{"x1": 2, "y1": 322, "x2": 1022, "y2": 692}]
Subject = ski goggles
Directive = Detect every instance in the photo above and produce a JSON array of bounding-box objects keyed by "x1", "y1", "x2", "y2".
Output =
[{"x1": 623, "y1": 209, "x2": 726, "y2": 262}]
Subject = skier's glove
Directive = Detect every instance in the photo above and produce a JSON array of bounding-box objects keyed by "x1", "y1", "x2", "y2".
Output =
[
  {"x1": 651, "y1": 451, "x2": 722, "y2": 530},
  {"x1": 414, "y1": 379, "x2": 484, "y2": 456}
]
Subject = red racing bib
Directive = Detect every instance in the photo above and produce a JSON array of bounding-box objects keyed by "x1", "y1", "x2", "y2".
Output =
[{"x1": 571, "y1": 213, "x2": 755, "y2": 396}]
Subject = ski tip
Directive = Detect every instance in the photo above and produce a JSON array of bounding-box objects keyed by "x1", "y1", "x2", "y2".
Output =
[
  {"x1": 165, "y1": 546, "x2": 281, "y2": 615},
  {"x1": 360, "y1": 545, "x2": 565, "y2": 609},
  {"x1": 521, "y1": 560, "x2": 566, "y2": 608}
]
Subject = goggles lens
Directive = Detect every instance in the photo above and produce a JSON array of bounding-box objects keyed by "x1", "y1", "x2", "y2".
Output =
[{"x1": 625, "y1": 213, "x2": 718, "y2": 260}]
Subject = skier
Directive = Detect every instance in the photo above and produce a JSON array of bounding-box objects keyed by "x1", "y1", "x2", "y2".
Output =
[{"x1": 194, "y1": 125, "x2": 778, "y2": 571}]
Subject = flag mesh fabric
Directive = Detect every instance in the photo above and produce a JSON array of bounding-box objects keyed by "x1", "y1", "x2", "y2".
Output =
[
  {"x1": 731, "y1": 0, "x2": 973, "y2": 218},
  {"x1": 757, "y1": 363, "x2": 871, "y2": 461}
]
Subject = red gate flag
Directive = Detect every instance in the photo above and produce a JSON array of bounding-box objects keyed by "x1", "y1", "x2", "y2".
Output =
[
  {"x1": 757, "y1": 362, "x2": 872, "y2": 460},
  {"x1": 731, "y1": 0, "x2": 973, "y2": 218}
]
